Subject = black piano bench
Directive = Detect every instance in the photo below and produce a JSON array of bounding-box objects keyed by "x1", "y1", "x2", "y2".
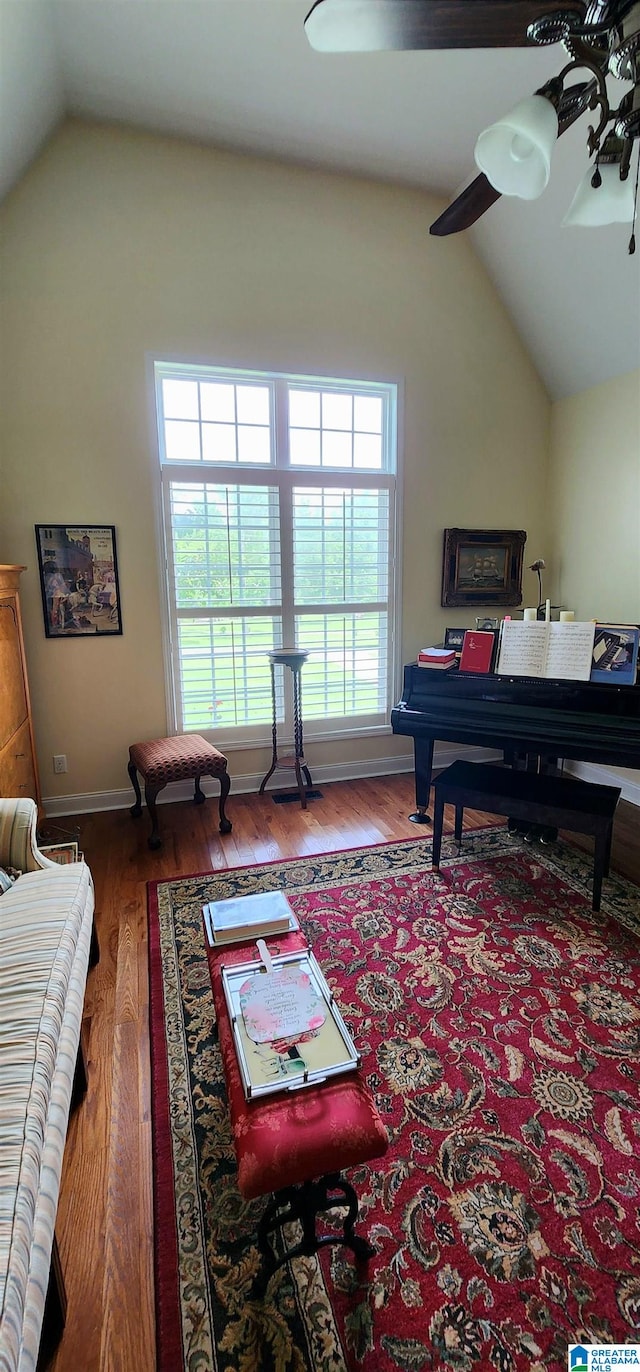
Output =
[{"x1": 431, "y1": 760, "x2": 621, "y2": 913}]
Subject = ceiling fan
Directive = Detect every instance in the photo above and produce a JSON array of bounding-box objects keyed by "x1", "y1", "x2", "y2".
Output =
[{"x1": 304, "y1": 0, "x2": 640, "y2": 245}]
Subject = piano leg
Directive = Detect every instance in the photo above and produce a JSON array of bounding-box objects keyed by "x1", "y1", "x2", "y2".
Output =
[{"x1": 409, "y1": 738, "x2": 434, "y2": 824}]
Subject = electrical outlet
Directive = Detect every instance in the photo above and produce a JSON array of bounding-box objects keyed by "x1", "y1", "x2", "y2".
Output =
[{"x1": 53, "y1": 754, "x2": 67, "y2": 774}]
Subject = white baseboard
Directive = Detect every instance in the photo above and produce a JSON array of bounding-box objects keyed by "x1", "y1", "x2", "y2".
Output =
[
  {"x1": 41, "y1": 742, "x2": 503, "y2": 818},
  {"x1": 42, "y1": 750, "x2": 640, "y2": 820}
]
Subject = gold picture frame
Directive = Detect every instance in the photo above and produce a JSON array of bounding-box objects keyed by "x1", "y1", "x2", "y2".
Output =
[{"x1": 441, "y1": 528, "x2": 526, "y2": 608}]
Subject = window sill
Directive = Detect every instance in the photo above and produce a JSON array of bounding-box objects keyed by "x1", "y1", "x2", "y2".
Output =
[{"x1": 200, "y1": 722, "x2": 393, "y2": 753}]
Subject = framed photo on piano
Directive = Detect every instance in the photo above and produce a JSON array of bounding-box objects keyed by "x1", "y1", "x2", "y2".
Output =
[
  {"x1": 590, "y1": 624, "x2": 640, "y2": 685},
  {"x1": 441, "y1": 528, "x2": 526, "y2": 608},
  {"x1": 443, "y1": 627, "x2": 466, "y2": 654}
]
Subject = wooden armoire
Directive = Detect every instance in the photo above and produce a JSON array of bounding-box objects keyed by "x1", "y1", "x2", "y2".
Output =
[{"x1": 0, "y1": 565, "x2": 42, "y2": 808}]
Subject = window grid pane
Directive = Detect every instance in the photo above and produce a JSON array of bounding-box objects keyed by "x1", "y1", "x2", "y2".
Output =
[
  {"x1": 200, "y1": 382, "x2": 235, "y2": 422},
  {"x1": 288, "y1": 385, "x2": 384, "y2": 471},
  {"x1": 163, "y1": 381, "x2": 272, "y2": 464},
  {"x1": 170, "y1": 482, "x2": 281, "y2": 609},
  {"x1": 163, "y1": 378, "x2": 199, "y2": 420},
  {"x1": 178, "y1": 617, "x2": 284, "y2": 731},
  {"x1": 292, "y1": 488, "x2": 389, "y2": 606},
  {"x1": 295, "y1": 612, "x2": 388, "y2": 719},
  {"x1": 165, "y1": 419, "x2": 202, "y2": 463}
]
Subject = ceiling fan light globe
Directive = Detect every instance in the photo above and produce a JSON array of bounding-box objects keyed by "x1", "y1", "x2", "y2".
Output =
[
  {"x1": 474, "y1": 94, "x2": 558, "y2": 199},
  {"x1": 562, "y1": 162, "x2": 636, "y2": 226},
  {"x1": 511, "y1": 133, "x2": 536, "y2": 163},
  {"x1": 305, "y1": 0, "x2": 395, "y2": 51}
]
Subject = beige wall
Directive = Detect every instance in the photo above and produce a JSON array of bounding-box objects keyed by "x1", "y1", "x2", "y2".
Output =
[
  {"x1": 0, "y1": 120, "x2": 550, "y2": 806},
  {"x1": 549, "y1": 369, "x2": 640, "y2": 620},
  {"x1": 549, "y1": 369, "x2": 640, "y2": 792}
]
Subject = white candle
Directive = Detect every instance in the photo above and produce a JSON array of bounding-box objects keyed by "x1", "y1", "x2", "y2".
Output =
[
  {"x1": 545, "y1": 599, "x2": 551, "y2": 622},
  {"x1": 559, "y1": 610, "x2": 575, "y2": 622},
  {"x1": 523, "y1": 608, "x2": 537, "y2": 621}
]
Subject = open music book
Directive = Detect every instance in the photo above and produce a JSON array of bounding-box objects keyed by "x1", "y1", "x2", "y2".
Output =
[{"x1": 496, "y1": 619, "x2": 596, "y2": 681}]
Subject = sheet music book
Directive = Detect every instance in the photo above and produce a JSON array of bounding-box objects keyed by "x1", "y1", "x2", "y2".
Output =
[
  {"x1": 459, "y1": 630, "x2": 497, "y2": 674},
  {"x1": 496, "y1": 620, "x2": 596, "y2": 681},
  {"x1": 203, "y1": 889, "x2": 297, "y2": 946}
]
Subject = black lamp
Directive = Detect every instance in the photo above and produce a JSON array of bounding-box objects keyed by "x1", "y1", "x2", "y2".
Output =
[{"x1": 528, "y1": 558, "x2": 546, "y2": 618}]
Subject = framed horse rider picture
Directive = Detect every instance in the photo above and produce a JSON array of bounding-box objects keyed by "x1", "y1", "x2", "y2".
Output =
[{"x1": 35, "y1": 524, "x2": 123, "y2": 637}]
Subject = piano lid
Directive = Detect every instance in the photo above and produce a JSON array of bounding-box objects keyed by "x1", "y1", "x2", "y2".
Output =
[
  {"x1": 396, "y1": 664, "x2": 640, "y2": 719},
  {"x1": 391, "y1": 663, "x2": 640, "y2": 769}
]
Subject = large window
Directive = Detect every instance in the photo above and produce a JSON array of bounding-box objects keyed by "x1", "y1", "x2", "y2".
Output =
[{"x1": 154, "y1": 362, "x2": 399, "y2": 745}]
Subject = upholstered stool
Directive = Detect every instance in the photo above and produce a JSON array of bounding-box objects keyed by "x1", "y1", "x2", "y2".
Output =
[
  {"x1": 205, "y1": 929, "x2": 388, "y2": 1293},
  {"x1": 128, "y1": 733, "x2": 232, "y2": 850}
]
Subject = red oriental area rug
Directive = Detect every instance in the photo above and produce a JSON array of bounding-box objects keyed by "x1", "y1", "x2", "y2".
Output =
[{"x1": 148, "y1": 827, "x2": 640, "y2": 1372}]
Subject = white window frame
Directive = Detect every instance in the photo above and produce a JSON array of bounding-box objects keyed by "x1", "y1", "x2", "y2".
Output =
[{"x1": 152, "y1": 359, "x2": 403, "y2": 749}]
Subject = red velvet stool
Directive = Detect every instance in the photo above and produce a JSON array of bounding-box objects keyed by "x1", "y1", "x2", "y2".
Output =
[
  {"x1": 205, "y1": 929, "x2": 388, "y2": 1292},
  {"x1": 128, "y1": 733, "x2": 232, "y2": 850}
]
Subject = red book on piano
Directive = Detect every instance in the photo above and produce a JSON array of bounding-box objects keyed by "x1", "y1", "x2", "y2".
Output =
[{"x1": 459, "y1": 630, "x2": 496, "y2": 674}]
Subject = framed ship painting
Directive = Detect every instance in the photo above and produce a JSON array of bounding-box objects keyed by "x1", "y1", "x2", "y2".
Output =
[{"x1": 441, "y1": 528, "x2": 526, "y2": 608}]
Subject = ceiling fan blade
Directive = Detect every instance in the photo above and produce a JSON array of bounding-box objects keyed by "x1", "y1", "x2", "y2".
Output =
[
  {"x1": 305, "y1": 0, "x2": 587, "y2": 52},
  {"x1": 430, "y1": 175, "x2": 501, "y2": 234},
  {"x1": 429, "y1": 80, "x2": 597, "y2": 235}
]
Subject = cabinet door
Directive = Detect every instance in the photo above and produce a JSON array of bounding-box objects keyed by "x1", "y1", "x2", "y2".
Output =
[
  {"x1": 0, "y1": 719, "x2": 38, "y2": 801},
  {"x1": 0, "y1": 598, "x2": 28, "y2": 750}
]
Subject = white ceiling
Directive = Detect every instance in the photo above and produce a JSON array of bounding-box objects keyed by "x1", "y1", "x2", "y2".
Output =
[{"x1": 1, "y1": 0, "x2": 639, "y2": 399}]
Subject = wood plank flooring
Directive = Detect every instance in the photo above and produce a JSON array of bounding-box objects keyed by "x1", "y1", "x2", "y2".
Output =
[{"x1": 48, "y1": 774, "x2": 640, "y2": 1372}]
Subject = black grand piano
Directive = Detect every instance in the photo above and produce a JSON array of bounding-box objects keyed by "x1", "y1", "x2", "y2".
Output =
[{"x1": 391, "y1": 664, "x2": 640, "y2": 822}]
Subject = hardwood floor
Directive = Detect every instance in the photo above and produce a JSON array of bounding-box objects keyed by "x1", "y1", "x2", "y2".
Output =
[{"x1": 49, "y1": 774, "x2": 640, "y2": 1372}]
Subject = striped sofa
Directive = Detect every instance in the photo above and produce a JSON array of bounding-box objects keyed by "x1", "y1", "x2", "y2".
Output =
[{"x1": 0, "y1": 799, "x2": 95, "y2": 1372}]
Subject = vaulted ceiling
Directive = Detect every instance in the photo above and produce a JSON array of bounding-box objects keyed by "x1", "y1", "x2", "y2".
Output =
[{"x1": 1, "y1": 0, "x2": 639, "y2": 399}]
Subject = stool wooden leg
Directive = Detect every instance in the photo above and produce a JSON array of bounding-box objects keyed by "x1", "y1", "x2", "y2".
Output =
[
  {"x1": 194, "y1": 772, "x2": 232, "y2": 833},
  {"x1": 593, "y1": 830, "x2": 607, "y2": 912},
  {"x1": 432, "y1": 794, "x2": 445, "y2": 870},
  {"x1": 218, "y1": 771, "x2": 232, "y2": 834},
  {"x1": 602, "y1": 821, "x2": 613, "y2": 878},
  {"x1": 128, "y1": 761, "x2": 142, "y2": 817},
  {"x1": 454, "y1": 804, "x2": 464, "y2": 844},
  {"x1": 144, "y1": 783, "x2": 163, "y2": 850}
]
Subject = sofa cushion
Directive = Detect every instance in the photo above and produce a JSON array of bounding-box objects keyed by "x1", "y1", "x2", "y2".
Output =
[{"x1": 0, "y1": 862, "x2": 94, "y2": 1372}]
